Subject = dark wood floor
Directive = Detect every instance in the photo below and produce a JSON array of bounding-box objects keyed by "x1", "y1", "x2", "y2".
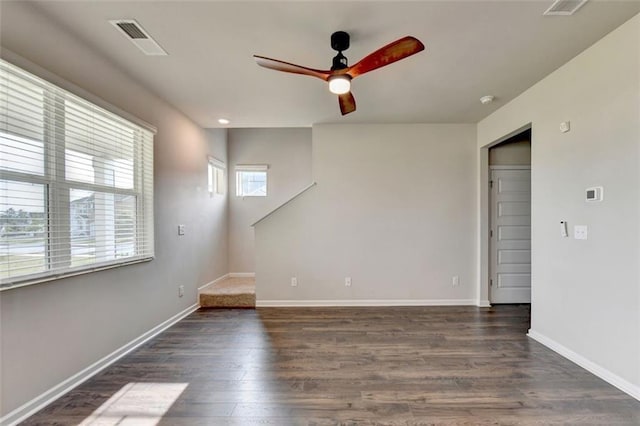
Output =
[{"x1": 23, "y1": 305, "x2": 640, "y2": 425}]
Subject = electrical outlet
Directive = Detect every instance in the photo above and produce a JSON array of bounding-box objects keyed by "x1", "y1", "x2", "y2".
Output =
[
  {"x1": 345, "y1": 277, "x2": 352, "y2": 287},
  {"x1": 291, "y1": 277, "x2": 298, "y2": 287},
  {"x1": 452, "y1": 276, "x2": 460, "y2": 286},
  {"x1": 178, "y1": 285, "x2": 184, "y2": 297},
  {"x1": 574, "y1": 225, "x2": 588, "y2": 240},
  {"x1": 178, "y1": 224, "x2": 185, "y2": 236}
]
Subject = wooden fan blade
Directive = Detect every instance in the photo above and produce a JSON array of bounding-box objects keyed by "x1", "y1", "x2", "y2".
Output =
[
  {"x1": 347, "y1": 36, "x2": 425, "y2": 78},
  {"x1": 338, "y1": 92, "x2": 356, "y2": 115},
  {"x1": 254, "y1": 55, "x2": 331, "y2": 81}
]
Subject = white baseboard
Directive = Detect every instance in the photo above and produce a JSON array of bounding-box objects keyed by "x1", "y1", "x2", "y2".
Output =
[
  {"x1": 477, "y1": 299, "x2": 491, "y2": 307},
  {"x1": 257, "y1": 299, "x2": 477, "y2": 307},
  {"x1": 0, "y1": 303, "x2": 199, "y2": 426},
  {"x1": 527, "y1": 329, "x2": 640, "y2": 402},
  {"x1": 197, "y1": 273, "x2": 230, "y2": 291},
  {"x1": 229, "y1": 272, "x2": 255, "y2": 278}
]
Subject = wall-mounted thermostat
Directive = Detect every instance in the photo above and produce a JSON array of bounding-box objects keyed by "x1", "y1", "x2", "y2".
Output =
[{"x1": 586, "y1": 186, "x2": 603, "y2": 202}]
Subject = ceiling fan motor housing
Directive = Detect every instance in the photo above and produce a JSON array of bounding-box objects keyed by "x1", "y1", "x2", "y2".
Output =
[
  {"x1": 331, "y1": 31, "x2": 350, "y2": 52},
  {"x1": 331, "y1": 31, "x2": 350, "y2": 70}
]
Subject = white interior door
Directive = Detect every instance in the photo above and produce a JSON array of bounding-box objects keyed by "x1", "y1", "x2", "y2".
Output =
[{"x1": 490, "y1": 168, "x2": 531, "y2": 303}]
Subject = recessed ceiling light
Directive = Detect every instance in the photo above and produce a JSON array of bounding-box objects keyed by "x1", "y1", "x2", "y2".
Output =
[
  {"x1": 480, "y1": 95, "x2": 495, "y2": 105},
  {"x1": 218, "y1": 118, "x2": 230, "y2": 125}
]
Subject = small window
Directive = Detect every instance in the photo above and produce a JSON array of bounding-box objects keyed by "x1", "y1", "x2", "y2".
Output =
[
  {"x1": 235, "y1": 165, "x2": 268, "y2": 197},
  {"x1": 208, "y1": 157, "x2": 225, "y2": 197}
]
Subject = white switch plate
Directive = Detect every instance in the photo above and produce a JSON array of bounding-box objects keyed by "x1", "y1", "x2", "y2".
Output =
[
  {"x1": 452, "y1": 276, "x2": 460, "y2": 286},
  {"x1": 291, "y1": 277, "x2": 298, "y2": 287},
  {"x1": 345, "y1": 277, "x2": 352, "y2": 287},
  {"x1": 560, "y1": 121, "x2": 570, "y2": 133},
  {"x1": 178, "y1": 285, "x2": 184, "y2": 297},
  {"x1": 574, "y1": 225, "x2": 588, "y2": 240},
  {"x1": 178, "y1": 224, "x2": 185, "y2": 236}
]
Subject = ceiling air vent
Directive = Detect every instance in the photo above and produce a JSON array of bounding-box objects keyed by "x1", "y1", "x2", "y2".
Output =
[
  {"x1": 543, "y1": 0, "x2": 588, "y2": 16},
  {"x1": 109, "y1": 19, "x2": 167, "y2": 56},
  {"x1": 116, "y1": 22, "x2": 147, "y2": 39}
]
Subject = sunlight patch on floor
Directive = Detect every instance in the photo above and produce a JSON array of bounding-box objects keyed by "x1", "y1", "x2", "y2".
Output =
[{"x1": 79, "y1": 382, "x2": 188, "y2": 425}]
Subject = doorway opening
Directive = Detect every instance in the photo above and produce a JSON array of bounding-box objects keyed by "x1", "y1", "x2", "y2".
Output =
[{"x1": 488, "y1": 129, "x2": 531, "y2": 304}]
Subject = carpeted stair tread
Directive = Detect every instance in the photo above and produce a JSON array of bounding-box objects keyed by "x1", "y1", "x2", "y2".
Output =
[{"x1": 199, "y1": 277, "x2": 255, "y2": 308}]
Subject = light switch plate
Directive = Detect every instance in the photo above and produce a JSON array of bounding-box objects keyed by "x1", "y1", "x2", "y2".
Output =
[{"x1": 574, "y1": 225, "x2": 588, "y2": 240}]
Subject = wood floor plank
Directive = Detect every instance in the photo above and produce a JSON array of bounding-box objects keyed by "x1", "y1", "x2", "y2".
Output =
[{"x1": 20, "y1": 305, "x2": 640, "y2": 425}]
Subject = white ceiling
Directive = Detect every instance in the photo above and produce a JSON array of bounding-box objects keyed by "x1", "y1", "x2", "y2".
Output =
[{"x1": 3, "y1": 1, "x2": 640, "y2": 128}]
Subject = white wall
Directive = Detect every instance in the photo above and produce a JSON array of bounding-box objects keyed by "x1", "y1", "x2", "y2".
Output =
[
  {"x1": 228, "y1": 128, "x2": 312, "y2": 273},
  {"x1": 478, "y1": 14, "x2": 639, "y2": 395},
  {"x1": 0, "y1": 2, "x2": 228, "y2": 418},
  {"x1": 255, "y1": 124, "x2": 477, "y2": 304}
]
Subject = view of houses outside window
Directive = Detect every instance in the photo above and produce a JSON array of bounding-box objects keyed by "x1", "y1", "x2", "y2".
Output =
[{"x1": 0, "y1": 180, "x2": 47, "y2": 277}]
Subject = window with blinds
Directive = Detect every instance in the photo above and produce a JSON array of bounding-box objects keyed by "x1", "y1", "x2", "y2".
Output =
[
  {"x1": 0, "y1": 59, "x2": 154, "y2": 289},
  {"x1": 235, "y1": 164, "x2": 268, "y2": 197},
  {"x1": 208, "y1": 156, "x2": 225, "y2": 197}
]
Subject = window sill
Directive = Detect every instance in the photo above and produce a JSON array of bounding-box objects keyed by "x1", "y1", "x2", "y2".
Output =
[{"x1": 0, "y1": 256, "x2": 154, "y2": 292}]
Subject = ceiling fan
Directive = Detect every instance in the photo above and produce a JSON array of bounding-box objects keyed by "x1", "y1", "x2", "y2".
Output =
[{"x1": 254, "y1": 31, "x2": 425, "y2": 115}]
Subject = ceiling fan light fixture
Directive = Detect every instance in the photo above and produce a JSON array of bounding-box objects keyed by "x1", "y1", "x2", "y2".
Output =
[{"x1": 328, "y1": 75, "x2": 351, "y2": 95}]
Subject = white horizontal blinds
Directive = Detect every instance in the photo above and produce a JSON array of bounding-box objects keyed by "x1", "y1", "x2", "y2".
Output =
[
  {"x1": 209, "y1": 157, "x2": 225, "y2": 169},
  {"x1": 235, "y1": 164, "x2": 268, "y2": 171},
  {"x1": 0, "y1": 63, "x2": 48, "y2": 282},
  {"x1": 59, "y1": 99, "x2": 145, "y2": 270},
  {"x1": 214, "y1": 167, "x2": 224, "y2": 194},
  {"x1": 0, "y1": 59, "x2": 154, "y2": 287},
  {"x1": 0, "y1": 67, "x2": 46, "y2": 177},
  {"x1": 65, "y1": 100, "x2": 136, "y2": 189},
  {"x1": 138, "y1": 126, "x2": 154, "y2": 261}
]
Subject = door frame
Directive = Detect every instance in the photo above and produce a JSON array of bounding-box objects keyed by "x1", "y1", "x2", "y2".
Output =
[
  {"x1": 477, "y1": 123, "x2": 532, "y2": 307},
  {"x1": 489, "y1": 165, "x2": 531, "y2": 304}
]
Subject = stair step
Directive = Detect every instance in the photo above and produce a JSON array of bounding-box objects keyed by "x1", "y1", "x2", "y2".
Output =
[{"x1": 199, "y1": 277, "x2": 255, "y2": 308}]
